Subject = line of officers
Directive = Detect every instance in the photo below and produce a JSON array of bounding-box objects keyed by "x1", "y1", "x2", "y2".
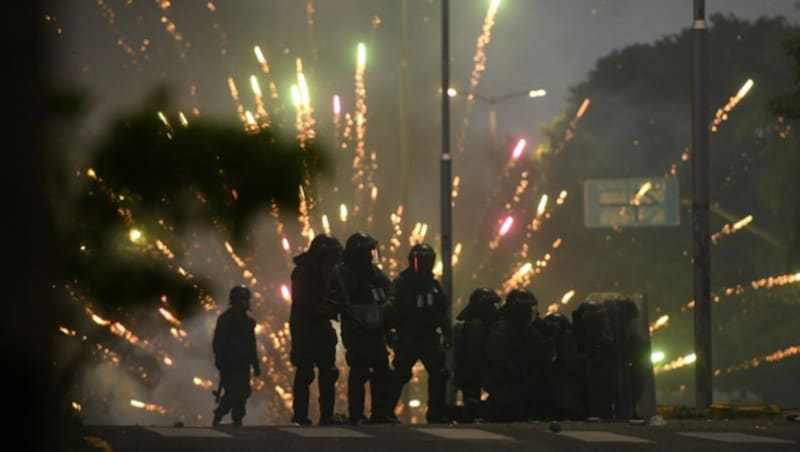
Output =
[{"x1": 212, "y1": 232, "x2": 648, "y2": 426}]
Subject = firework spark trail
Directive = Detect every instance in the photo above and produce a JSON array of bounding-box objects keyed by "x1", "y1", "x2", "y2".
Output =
[
  {"x1": 711, "y1": 214, "x2": 753, "y2": 245},
  {"x1": 718, "y1": 344, "x2": 800, "y2": 376},
  {"x1": 454, "y1": 0, "x2": 501, "y2": 156},
  {"x1": 44, "y1": 14, "x2": 63, "y2": 36},
  {"x1": 656, "y1": 344, "x2": 800, "y2": 377},
  {"x1": 680, "y1": 272, "x2": 800, "y2": 312},
  {"x1": 553, "y1": 97, "x2": 591, "y2": 155},
  {"x1": 269, "y1": 201, "x2": 295, "y2": 270},
  {"x1": 383, "y1": 204, "x2": 405, "y2": 278},
  {"x1": 648, "y1": 272, "x2": 800, "y2": 333},
  {"x1": 711, "y1": 78, "x2": 754, "y2": 133},
  {"x1": 450, "y1": 0, "x2": 502, "y2": 214},
  {"x1": 666, "y1": 79, "x2": 755, "y2": 176},
  {"x1": 254, "y1": 45, "x2": 272, "y2": 74},
  {"x1": 649, "y1": 314, "x2": 669, "y2": 334},
  {"x1": 130, "y1": 399, "x2": 169, "y2": 415},
  {"x1": 250, "y1": 74, "x2": 270, "y2": 126},
  {"x1": 224, "y1": 241, "x2": 259, "y2": 286},
  {"x1": 408, "y1": 222, "x2": 429, "y2": 247},
  {"x1": 227, "y1": 76, "x2": 248, "y2": 127},
  {"x1": 653, "y1": 352, "x2": 696, "y2": 374},
  {"x1": 351, "y1": 43, "x2": 369, "y2": 221},
  {"x1": 296, "y1": 58, "x2": 317, "y2": 145},
  {"x1": 95, "y1": 0, "x2": 139, "y2": 64},
  {"x1": 83, "y1": 168, "x2": 203, "y2": 286},
  {"x1": 154, "y1": 0, "x2": 189, "y2": 58},
  {"x1": 298, "y1": 185, "x2": 314, "y2": 244}
]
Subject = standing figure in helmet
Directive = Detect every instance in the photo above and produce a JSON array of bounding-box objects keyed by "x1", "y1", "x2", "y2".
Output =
[
  {"x1": 289, "y1": 234, "x2": 344, "y2": 426},
  {"x1": 338, "y1": 232, "x2": 393, "y2": 424},
  {"x1": 483, "y1": 289, "x2": 542, "y2": 422},
  {"x1": 540, "y1": 312, "x2": 585, "y2": 420},
  {"x1": 212, "y1": 285, "x2": 260, "y2": 426},
  {"x1": 385, "y1": 243, "x2": 453, "y2": 423},
  {"x1": 453, "y1": 288, "x2": 501, "y2": 423}
]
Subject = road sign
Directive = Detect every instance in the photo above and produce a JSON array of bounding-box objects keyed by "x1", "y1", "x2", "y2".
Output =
[{"x1": 584, "y1": 177, "x2": 679, "y2": 227}]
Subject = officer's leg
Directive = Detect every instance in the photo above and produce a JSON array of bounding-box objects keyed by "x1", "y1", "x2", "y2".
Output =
[
  {"x1": 213, "y1": 371, "x2": 232, "y2": 426},
  {"x1": 316, "y1": 340, "x2": 339, "y2": 423},
  {"x1": 346, "y1": 347, "x2": 371, "y2": 423},
  {"x1": 230, "y1": 369, "x2": 251, "y2": 426},
  {"x1": 368, "y1": 342, "x2": 391, "y2": 421},
  {"x1": 421, "y1": 343, "x2": 449, "y2": 422},
  {"x1": 387, "y1": 345, "x2": 417, "y2": 419},
  {"x1": 292, "y1": 364, "x2": 315, "y2": 424},
  {"x1": 461, "y1": 375, "x2": 482, "y2": 421}
]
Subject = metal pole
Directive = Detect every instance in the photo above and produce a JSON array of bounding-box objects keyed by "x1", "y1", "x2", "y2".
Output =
[
  {"x1": 441, "y1": 0, "x2": 452, "y2": 311},
  {"x1": 399, "y1": 0, "x2": 410, "y2": 224},
  {"x1": 691, "y1": 0, "x2": 712, "y2": 410},
  {"x1": 441, "y1": 0, "x2": 455, "y2": 405}
]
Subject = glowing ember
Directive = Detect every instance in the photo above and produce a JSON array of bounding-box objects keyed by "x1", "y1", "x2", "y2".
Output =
[
  {"x1": 536, "y1": 194, "x2": 549, "y2": 217},
  {"x1": 649, "y1": 314, "x2": 669, "y2": 334},
  {"x1": 193, "y1": 377, "x2": 214, "y2": 389},
  {"x1": 499, "y1": 216, "x2": 514, "y2": 236},
  {"x1": 511, "y1": 138, "x2": 527, "y2": 160}
]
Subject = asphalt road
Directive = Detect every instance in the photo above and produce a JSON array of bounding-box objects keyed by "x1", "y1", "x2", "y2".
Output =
[{"x1": 86, "y1": 419, "x2": 800, "y2": 452}]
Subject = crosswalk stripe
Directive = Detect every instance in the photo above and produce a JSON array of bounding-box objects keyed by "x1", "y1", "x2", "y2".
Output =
[
  {"x1": 279, "y1": 427, "x2": 372, "y2": 438},
  {"x1": 413, "y1": 427, "x2": 513, "y2": 440},
  {"x1": 678, "y1": 432, "x2": 795, "y2": 444},
  {"x1": 144, "y1": 427, "x2": 232, "y2": 438},
  {"x1": 557, "y1": 431, "x2": 652, "y2": 443}
]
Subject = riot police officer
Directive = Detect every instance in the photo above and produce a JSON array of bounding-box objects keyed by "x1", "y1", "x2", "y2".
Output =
[
  {"x1": 454, "y1": 287, "x2": 500, "y2": 422},
  {"x1": 540, "y1": 312, "x2": 586, "y2": 420},
  {"x1": 338, "y1": 232, "x2": 393, "y2": 424},
  {"x1": 385, "y1": 244, "x2": 453, "y2": 423},
  {"x1": 289, "y1": 234, "x2": 343, "y2": 426},
  {"x1": 483, "y1": 289, "x2": 542, "y2": 422},
  {"x1": 212, "y1": 285, "x2": 260, "y2": 426}
]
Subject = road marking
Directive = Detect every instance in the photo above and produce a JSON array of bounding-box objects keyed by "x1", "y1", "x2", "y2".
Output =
[
  {"x1": 413, "y1": 428, "x2": 513, "y2": 440},
  {"x1": 558, "y1": 431, "x2": 651, "y2": 443},
  {"x1": 678, "y1": 432, "x2": 794, "y2": 444},
  {"x1": 279, "y1": 427, "x2": 371, "y2": 438},
  {"x1": 144, "y1": 427, "x2": 232, "y2": 438}
]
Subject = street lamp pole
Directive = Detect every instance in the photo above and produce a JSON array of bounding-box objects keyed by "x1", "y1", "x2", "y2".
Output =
[{"x1": 691, "y1": 0, "x2": 712, "y2": 410}]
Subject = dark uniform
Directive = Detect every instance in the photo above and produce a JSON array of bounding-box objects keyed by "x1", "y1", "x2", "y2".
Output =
[
  {"x1": 386, "y1": 244, "x2": 453, "y2": 423},
  {"x1": 338, "y1": 233, "x2": 392, "y2": 424},
  {"x1": 540, "y1": 312, "x2": 585, "y2": 420},
  {"x1": 454, "y1": 288, "x2": 500, "y2": 422},
  {"x1": 483, "y1": 289, "x2": 542, "y2": 422},
  {"x1": 289, "y1": 234, "x2": 343, "y2": 426},
  {"x1": 212, "y1": 285, "x2": 260, "y2": 427}
]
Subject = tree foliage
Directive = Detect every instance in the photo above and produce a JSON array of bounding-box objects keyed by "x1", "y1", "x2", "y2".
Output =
[{"x1": 58, "y1": 91, "x2": 327, "y2": 315}]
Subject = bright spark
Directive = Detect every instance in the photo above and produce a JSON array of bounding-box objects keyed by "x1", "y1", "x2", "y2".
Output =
[
  {"x1": 128, "y1": 228, "x2": 143, "y2": 243},
  {"x1": 511, "y1": 138, "x2": 527, "y2": 160},
  {"x1": 536, "y1": 194, "x2": 549, "y2": 217},
  {"x1": 357, "y1": 42, "x2": 366, "y2": 68},
  {"x1": 499, "y1": 216, "x2": 514, "y2": 236},
  {"x1": 333, "y1": 95, "x2": 341, "y2": 115}
]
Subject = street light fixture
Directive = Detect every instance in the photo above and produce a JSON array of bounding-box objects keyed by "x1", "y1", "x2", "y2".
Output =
[{"x1": 473, "y1": 88, "x2": 547, "y2": 145}]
